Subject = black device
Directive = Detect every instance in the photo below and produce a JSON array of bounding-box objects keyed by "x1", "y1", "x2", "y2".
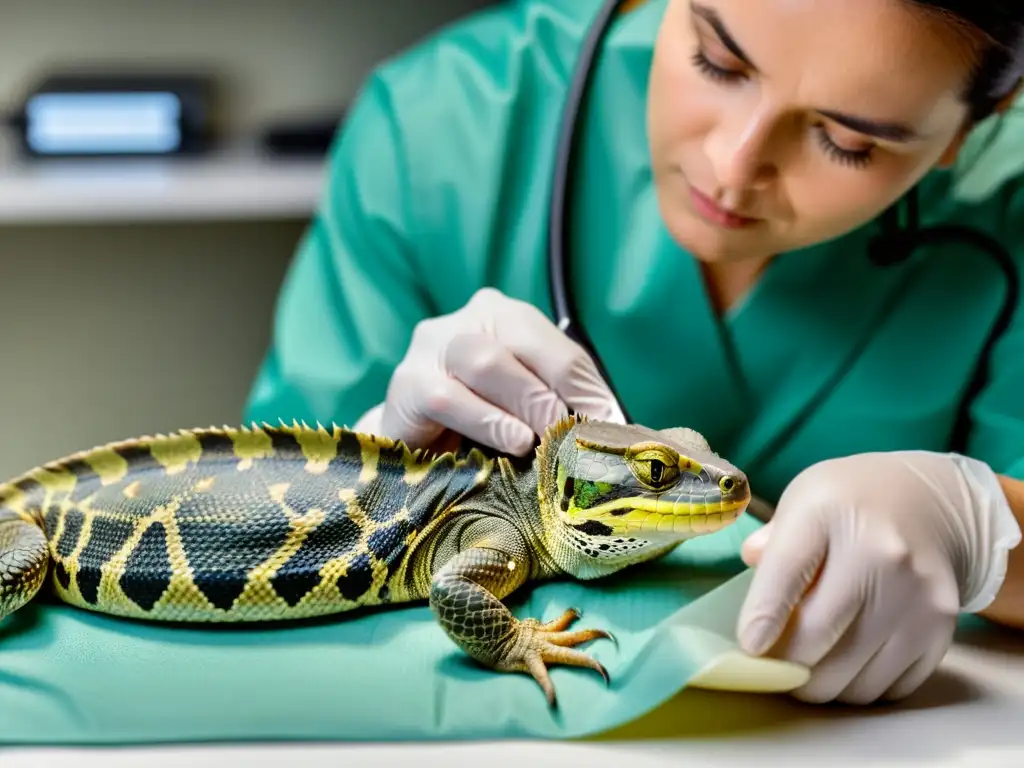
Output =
[
  {"x1": 8, "y1": 71, "x2": 216, "y2": 158},
  {"x1": 260, "y1": 112, "x2": 345, "y2": 158}
]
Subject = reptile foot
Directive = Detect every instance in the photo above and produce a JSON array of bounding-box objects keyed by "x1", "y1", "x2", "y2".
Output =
[{"x1": 502, "y1": 607, "x2": 613, "y2": 708}]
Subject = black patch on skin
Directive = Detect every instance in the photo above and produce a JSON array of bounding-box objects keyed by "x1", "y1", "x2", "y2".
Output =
[
  {"x1": 54, "y1": 561, "x2": 71, "y2": 589},
  {"x1": 191, "y1": 572, "x2": 248, "y2": 612},
  {"x1": 112, "y1": 444, "x2": 164, "y2": 473},
  {"x1": 270, "y1": 499, "x2": 363, "y2": 607},
  {"x1": 119, "y1": 522, "x2": 172, "y2": 611},
  {"x1": 76, "y1": 516, "x2": 136, "y2": 604},
  {"x1": 195, "y1": 432, "x2": 237, "y2": 456},
  {"x1": 13, "y1": 477, "x2": 43, "y2": 498},
  {"x1": 561, "y1": 476, "x2": 574, "y2": 511},
  {"x1": 270, "y1": 569, "x2": 322, "y2": 608},
  {"x1": 54, "y1": 509, "x2": 84, "y2": 558},
  {"x1": 571, "y1": 520, "x2": 614, "y2": 537},
  {"x1": 356, "y1": 471, "x2": 406, "y2": 524},
  {"x1": 336, "y1": 552, "x2": 374, "y2": 600},
  {"x1": 265, "y1": 428, "x2": 303, "y2": 455},
  {"x1": 60, "y1": 458, "x2": 98, "y2": 481},
  {"x1": 177, "y1": 493, "x2": 291, "y2": 611},
  {"x1": 366, "y1": 518, "x2": 414, "y2": 581}
]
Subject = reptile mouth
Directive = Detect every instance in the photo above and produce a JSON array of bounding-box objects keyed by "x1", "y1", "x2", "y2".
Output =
[
  {"x1": 595, "y1": 496, "x2": 750, "y2": 518},
  {"x1": 567, "y1": 495, "x2": 750, "y2": 539},
  {"x1": 590, "y1": 494, "x2": 751, "y2": 536},
  {"x1": 604, "y1": 505, "x2": 747, "y2": 537}
]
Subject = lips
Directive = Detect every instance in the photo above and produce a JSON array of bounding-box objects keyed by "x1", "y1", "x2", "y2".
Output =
[{"x1": 688, "y1": 185, "x2": 759, "y2": 229}]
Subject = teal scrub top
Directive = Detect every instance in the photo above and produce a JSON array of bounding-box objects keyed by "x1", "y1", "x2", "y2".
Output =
[{"x1": 244, "y1": 0, "x2": 1024, "y2": 505}]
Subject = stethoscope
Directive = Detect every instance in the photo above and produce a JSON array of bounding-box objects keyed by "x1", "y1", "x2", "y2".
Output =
[{"x1": 547, "y1": 0, "x2": 1021, "y2": 476}]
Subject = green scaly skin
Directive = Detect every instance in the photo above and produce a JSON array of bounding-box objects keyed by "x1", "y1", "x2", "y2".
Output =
[{"x1": 0, "y1": 413, "x2": 749, "y2": 707}]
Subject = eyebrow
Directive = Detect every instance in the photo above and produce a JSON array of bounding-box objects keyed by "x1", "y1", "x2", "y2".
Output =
[
  {"x1": 816, "y1": 110, "x2": 919, "y2": 142},
  {"x1": 691, "y1": 3, "x2": 755, "y2": 68},
  {"x1": 689, "y1": 2, "x2": 921, "y2": 143}
]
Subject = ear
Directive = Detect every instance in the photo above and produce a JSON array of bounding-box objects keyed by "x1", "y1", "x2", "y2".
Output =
[{"x1": 937, "y1": 81, "x2": 1022, "y2": 168}]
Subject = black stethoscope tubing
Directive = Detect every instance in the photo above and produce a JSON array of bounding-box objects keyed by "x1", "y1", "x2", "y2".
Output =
[
  {"x1": 547, "y1": 0, "x2": 1020, "y2": 459},
  {"x1": 547, "y1": 0, "x2": 632, "y2": 422}
]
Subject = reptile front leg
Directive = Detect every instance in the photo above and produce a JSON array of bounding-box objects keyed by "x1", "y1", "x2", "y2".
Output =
[{"x1": 429, "y1": 543, "x2": 612, "y2": 707}]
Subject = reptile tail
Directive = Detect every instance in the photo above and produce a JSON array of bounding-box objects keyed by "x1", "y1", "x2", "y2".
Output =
[{"x1": 0, "y1": 508, "x2": 49, "y2": 621}]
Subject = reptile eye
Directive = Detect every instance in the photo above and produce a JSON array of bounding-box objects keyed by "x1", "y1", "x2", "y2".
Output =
[
  {"x1": 719, "y1": 476, "x2": 735, "y2": 492},
  {"x1": 628, "y1": 449, "x2": 681, "y2": 487}
]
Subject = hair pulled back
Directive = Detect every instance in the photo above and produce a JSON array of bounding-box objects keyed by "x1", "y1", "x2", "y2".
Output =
[{"x1": 908, "y1": 1, "x2": 1023, "y2": 119}]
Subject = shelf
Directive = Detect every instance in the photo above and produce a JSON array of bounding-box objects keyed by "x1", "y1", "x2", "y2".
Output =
[{"x1": 0, "y1": 148, "x2": 326, "y2": 224}]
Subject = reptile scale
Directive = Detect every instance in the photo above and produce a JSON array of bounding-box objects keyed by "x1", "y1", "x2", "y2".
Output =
[{"x1": 0, "y1": 413, "x2": 750, "y2": 706}]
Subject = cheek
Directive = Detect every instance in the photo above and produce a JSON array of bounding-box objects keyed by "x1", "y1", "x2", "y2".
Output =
[
  {"x1": 789, "y1": 154, "x2": 937, "y2": 238},
  {"x1": 647, "y1": 45, "x2": 717, "y2": 158},
  {"x1": 796, "y1": 173, "x2": 889, "y2": 220}
]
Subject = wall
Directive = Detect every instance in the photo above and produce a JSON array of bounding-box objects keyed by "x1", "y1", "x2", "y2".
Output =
[
  {"x1": 0, "y1": 0, "x2": 496, "y2": 478},
  {"x1": 0, "y1": 0, "x2": 496, "y2": 134}
]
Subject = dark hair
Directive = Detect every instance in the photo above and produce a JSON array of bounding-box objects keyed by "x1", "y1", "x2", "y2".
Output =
[{"x1": 908, "y1": 2, "x2": 1023, "y2": 120}]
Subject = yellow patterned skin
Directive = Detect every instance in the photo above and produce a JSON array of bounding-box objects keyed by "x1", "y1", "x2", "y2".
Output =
[{"x1": 0, "y1": 414, "x2": 749, "y2": 706}]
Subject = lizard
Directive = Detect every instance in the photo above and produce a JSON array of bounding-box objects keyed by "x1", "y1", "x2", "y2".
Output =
[{"x1": 0, "y1": 412, "x2": 750, "y2": 707}]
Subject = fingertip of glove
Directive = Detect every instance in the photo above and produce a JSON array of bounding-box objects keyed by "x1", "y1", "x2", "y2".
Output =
[
  {"x1": 506, "y1": 424, "x2": 541, "y2": 457},
  {"x1": 737, "y1": 616, "x2": 778, "y2": 657},
  {"x1": 736, "y1": 524, "x2": 768, "y2": 568},
  {"x1": 604, "y1": 401, "x2": 628, "y2": 424}
]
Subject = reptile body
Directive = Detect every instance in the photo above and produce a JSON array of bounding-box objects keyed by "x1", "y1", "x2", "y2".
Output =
[{"x1": 0, "y1": 414, "x2": 749, "y2": 705}]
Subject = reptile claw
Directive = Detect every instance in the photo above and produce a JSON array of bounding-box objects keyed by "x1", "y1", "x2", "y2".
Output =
[{"x1": 504, "y1": 607, "x2": 613, "y2": 708}]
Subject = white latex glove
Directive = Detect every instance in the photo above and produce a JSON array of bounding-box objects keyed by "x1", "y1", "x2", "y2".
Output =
[
  {"x1": 354, "y1": 287, "x2": 625, "y2": 455},
  {"x1": 737, "y1": 450, "x2": 1021, "y2": 705}
]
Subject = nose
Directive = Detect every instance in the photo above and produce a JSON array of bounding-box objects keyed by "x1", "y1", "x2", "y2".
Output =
[{"x1": 704, "y1": 107, "x2": 778, "y2": 193}]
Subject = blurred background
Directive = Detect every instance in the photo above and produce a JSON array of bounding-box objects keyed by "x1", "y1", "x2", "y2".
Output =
[{"x1": 0, "y1": 0, "x2": 497, "y2": 478}]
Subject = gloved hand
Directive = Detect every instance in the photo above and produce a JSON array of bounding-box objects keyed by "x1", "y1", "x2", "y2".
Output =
[
  {"x1": 736, "y1": 450, "x2": 1021, "y2": 705},
  {"x1": 354, "y1": 287, "x2": 625, "y2": 455}
]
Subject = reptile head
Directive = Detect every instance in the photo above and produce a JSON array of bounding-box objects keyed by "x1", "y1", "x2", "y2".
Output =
[{"x1": 536, "y1": 415, "x2": 749, "y2": 577}]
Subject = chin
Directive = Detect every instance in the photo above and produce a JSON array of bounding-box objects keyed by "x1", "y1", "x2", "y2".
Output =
[{"x1": 662, "y1": 208, "x2": 765, "y2": 264}]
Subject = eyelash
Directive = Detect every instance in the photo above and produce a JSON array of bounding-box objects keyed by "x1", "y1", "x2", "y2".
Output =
[
  {"x1": 689, "y1": 50, "x2": 875, "y2": 170},
  {"x1": 813, "y1": 125, "x2": 873, "y2": 169},
  {"x1": 690, "y1": 50, "x2": 743, "y2": 84}
]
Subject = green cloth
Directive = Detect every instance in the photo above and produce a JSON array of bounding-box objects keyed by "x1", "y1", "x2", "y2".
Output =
[
  {"x1": 4, "y1": 0, "x2": 1024, "y2": 746},
  {"x1": 1, "y1": 514, "x2": 768, "y2": 745}
]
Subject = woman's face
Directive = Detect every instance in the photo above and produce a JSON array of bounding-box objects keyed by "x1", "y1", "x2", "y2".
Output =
[{"x1": 647, "y1": 0, "x2": 979, "y2": 264}]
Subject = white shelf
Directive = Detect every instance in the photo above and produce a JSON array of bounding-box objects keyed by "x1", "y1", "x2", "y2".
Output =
[{"x1": 0, "y1": 148, "x2": 326, "y2": 224}]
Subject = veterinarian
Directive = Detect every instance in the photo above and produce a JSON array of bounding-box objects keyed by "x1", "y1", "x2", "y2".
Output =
[{"x1": 244, "y1": 0, "x2": 1024, "y2": 705}]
